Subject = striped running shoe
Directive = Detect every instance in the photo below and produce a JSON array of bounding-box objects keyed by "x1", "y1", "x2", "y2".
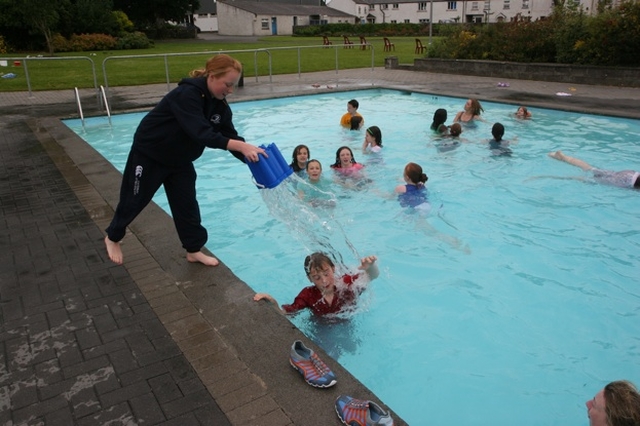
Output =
[
  {"x1": 289, "y1": 340, "x2": 337, "y2": 388},
  {"x1": 335, "y1": 395, "x2": 394, "y2": 426}
]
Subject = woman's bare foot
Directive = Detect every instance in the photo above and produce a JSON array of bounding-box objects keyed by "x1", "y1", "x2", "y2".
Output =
[
  {"x1": 548, "y1": 150, "x2": 564, "y2": 160},
  {"x1": 104, "y1": 236, "x2": 123, "y2": 265},
  {"x1": 186, "y1": 251, "x2": 219, "y2": 266}
]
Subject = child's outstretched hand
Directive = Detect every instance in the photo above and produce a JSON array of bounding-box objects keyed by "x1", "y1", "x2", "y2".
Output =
[
  {"x1": 358, "y1": 255, "x2": 378, "y2": 270},
  {"x1": 253, "y1": 293, "x2": 273, "y2": 302},
  {"x1": 358, "y1": 255, "x2": 380, "y2": 280}
]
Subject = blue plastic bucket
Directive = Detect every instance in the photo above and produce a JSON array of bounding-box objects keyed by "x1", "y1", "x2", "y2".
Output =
[{"x1": 246, "y1": 143, "x2": 293, "y2": 189}]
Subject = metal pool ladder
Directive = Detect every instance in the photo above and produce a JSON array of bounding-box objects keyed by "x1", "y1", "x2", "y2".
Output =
[{"x1": 74, "y1": 85, "x2": 112, "y2": 128}]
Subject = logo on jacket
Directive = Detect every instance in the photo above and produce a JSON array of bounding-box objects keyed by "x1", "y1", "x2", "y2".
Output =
[
  {"x1": 133, "y1": 165, "x2": 143, "y2": 195},
  {"x1": 210, "y1": 114, "x2": 221, "y2": 124}
]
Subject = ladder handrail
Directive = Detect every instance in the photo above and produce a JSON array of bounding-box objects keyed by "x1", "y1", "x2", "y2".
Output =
[
  {"x1": 99, "y1": 85, "x2": 112, "y2": 125},
  {"x1": 74, "y1": 87, "x2": 85, "y2": 128}
]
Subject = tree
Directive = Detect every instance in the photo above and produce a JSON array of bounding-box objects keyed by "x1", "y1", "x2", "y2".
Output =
[
  {"x1": 64, "y1": 0, "x2": 119, "y2": 36},
  {"x1": 113, "y1": 0, "x2": 199, "y2": 28},
  {"x1": 0, "y1": 0, "x2": 72, "y2": 53}
]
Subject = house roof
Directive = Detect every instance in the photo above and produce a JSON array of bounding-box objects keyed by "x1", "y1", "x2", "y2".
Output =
[
  {"x1": 218, "y1": 0, "x2": 354, "y2": 17},
  {"x1": 196, "y1": 0, "x2": 217, "y2": 14},
  {"x1": 352, "y1": 0, "x2": 437, "y2": 4}
]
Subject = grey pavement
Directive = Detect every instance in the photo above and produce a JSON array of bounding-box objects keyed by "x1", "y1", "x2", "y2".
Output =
[{"x1": 1, "y1": 67, "x2": 639, "y2": 426}]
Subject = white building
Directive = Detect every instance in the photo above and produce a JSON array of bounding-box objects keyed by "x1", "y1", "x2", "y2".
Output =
[
  {"x1": 327, "y1": 0, "x2": 555, "y2": 24},
  {"x1": 217, "y1": 1, "x2": 355, "y2": 36},
  {"x1": 193, "y1": 0, "x2": 218, "y2": 32}
]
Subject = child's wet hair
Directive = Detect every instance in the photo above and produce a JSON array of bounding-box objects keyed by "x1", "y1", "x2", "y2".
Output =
[
  {"x1": 306, "y1": 159, "x2": 322, "y2": 170},
  {"x1": 492, "y1": 123, "x2": 505, "y2": 141},
  {"x1": 304, "y1": 252, "x2": 335, "y2": 276},
  {"x1": 350, "y1": 115, "x2": 363, "y2": 130},
  {"x1": 366, "y1": 126, "x2": 383, "y2": 147},
  {"x1": 405, "y1": 162, "x2": 428, "y2": 184}
]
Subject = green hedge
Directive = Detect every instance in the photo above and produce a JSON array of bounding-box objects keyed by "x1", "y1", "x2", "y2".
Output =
[{"x1": 50, "y1": 32, "x2": 152, "y2": 53}]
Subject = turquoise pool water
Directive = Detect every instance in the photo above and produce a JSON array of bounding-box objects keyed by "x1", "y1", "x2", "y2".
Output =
[{"x1": 64, "y1": 89, "x2": 640, "y2": 425}]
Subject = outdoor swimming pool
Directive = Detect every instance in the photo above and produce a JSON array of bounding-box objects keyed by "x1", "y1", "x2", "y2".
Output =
[{"x1": 64, "y1": 89, "x2": 640, "y2": 425}]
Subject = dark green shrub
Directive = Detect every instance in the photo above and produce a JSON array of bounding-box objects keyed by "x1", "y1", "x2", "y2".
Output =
[
  {"x1": 143, "y1": 23, "x2": 197, "y2": 40},
  {"x1": 425, "y1": 1, "x2": 638, "y2": 66},
  {"x1": 51, "y1": 33, "x2": 72, "y2": 53},
  {"x1": 0, "y1": 35, "x2": 8, "y2": 54},
  {"x1": 115, "y1": 31, "x2": 153, "y2": 49}
]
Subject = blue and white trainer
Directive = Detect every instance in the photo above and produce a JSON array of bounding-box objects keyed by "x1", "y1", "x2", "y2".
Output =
[
  {"x1": 335, "y1": 395, "x2": 394, "y2": 426},
  {"x1": 289, "y1": 340, "x2": 337, "y2": 388}
]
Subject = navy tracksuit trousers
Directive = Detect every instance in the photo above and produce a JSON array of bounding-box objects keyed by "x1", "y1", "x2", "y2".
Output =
[{"x1": 105, "y1": 148, "x2": 207, "y2": 252}]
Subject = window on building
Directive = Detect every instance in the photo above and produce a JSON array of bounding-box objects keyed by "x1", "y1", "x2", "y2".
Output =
[
  {"x1": 522, "y1": 0, "x2": 529, "y2": 7},
  {"x1": 418, "y1": 2, "x2": 428, "y2": 10},
  {"x1": 261, "y1": 18, "x2": 269, "y2": 29},
  {"x1": 504, "y1": 0, "x2": 510, "y2": 8},
  {"x1": 381, "y1": 4, "x2": 389, "y2": 9},
  {"x1": 391, "y1": 19, "x2": 397, "y2": 23},
  {"x1": 471, "y1": 1, "x2": 479, "y2": 10},
  {"x1": 369, "y1": 4, "x2": 375, "y2": 10},
  {"x1": 404, "y1": 19, "x2": 411, "y2": 22},
  {"x1": 393, "y1": 3, "x2": 399, "y2": 8},
  {"x1": 447, "y1": 1, "x2": 457, "y2": 10},
  {"x1": 419, "y1": 18, "x2": 430, "y2": 23}
]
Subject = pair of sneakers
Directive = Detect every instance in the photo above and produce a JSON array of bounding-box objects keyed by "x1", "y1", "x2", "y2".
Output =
[{"x1": 289, "y1": 340, "x2": 394, "y2": 425}]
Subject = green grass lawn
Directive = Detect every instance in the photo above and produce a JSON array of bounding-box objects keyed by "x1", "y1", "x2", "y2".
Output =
[{"x1": 0, "y1": 36, "x2": 431, "y2": 92}]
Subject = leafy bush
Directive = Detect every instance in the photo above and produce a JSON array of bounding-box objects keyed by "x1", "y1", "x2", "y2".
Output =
[
  {"x1": 142, "y1": 23, "x2": 197, "y2": 40},
  {"x1": 50, "y1": 32, "x2": 152, "y2": 52},
  {"x1": 113, "y1": 11, "x2": 135, "y2": 34},
  {"x1": 51, "y1": 33, "x2": 72, "y2": 53},
  {"x1": 115, "y1": 31, "x2": 153, "y2": 49},
  {"x1": 68, "y1": 34, "x2": 117, "y2": 51},
  {"x1": 425, "y1": 1, "x2": 639, "y2": 66},
  {"x1": 0, "y1": 35, "x2": 8, "y2": 54}
]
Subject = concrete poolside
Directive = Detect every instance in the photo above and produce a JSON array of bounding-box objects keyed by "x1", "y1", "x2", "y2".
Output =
[{"x1": 1, "y1": 67, "x2": 639, "y2": 426}]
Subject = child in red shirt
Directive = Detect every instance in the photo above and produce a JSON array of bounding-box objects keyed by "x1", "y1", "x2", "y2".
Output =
[{"x1": 253, "y1": 252, "x2": 379, "y2": 316}]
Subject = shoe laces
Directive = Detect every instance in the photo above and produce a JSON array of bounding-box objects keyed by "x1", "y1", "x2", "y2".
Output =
[
  {"x1": 309, "y1": 353, "x2": 331, "y2": 375},
  {"x1": 347, "y1": 398, "x2": 369, "y2": 410}
]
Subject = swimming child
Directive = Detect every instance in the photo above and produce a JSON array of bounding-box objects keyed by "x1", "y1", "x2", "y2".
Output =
[
  {"x1": 488, "y1": 122, "x2": 513, "y2": 156},
  {"x1": 449, "y1": 123, "x2": 462, "y2": 137},
  {"x1": 289, "y1": 144, "x2": 310, "y2": 173},
  {"x1": 362, "y1": 126, "x2": 383, "y2": 154},
  {"x1": 306, "y1": 159, "x2": 322, "y2": 184},
  {"x1": 340, "y1": 99, "x2": 364, "y2": 128},
  {"x1": 395, "y1": 162, "x2": 430, "y2": 211},
  {"x1": 350, "y1": 115, "x2": 364, "y2": 130},
  {"x1": 394, "y1": 163, "x2": 468, "y2": 252},
  {"x1": 430, "y1": 108, "x2": 448, "y2": 134},
  {"x1": 436, "y1": 123, "x2": 462, "y2": 153},
  {"x1": 515, "y1": 106, "x2": 532, "y2": 119},
  {"x1": 453, "y1": 98, "x2": 484, "y2": 123},
  {"x1": 253, "y1": 252, "x2": 380, "y2": 316},
  {"x1": 548, "y1": 151, "x2": 640, "y2": 189},
  {"x1": 298, "y1": 159, "x2": 337, "y2": 207},
  {"x1": 331, "y1": 146, "x2": 365, "y2": 175}
]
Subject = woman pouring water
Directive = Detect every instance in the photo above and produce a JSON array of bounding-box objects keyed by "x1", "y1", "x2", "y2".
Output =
[{"x1": 104, "y1": 54, "x2": 265, "y2": 266}]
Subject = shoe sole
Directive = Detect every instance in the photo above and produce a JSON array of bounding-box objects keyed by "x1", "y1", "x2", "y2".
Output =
[
  {"x1": 334, "y1": 405, "x2": 354, "y2": 426},
  {"x1": 289, "y1": 359, "x2": 337, "y2": 388}
]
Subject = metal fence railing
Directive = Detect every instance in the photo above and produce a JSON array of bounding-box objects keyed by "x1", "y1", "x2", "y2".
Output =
[
  {"x1": 101, "y1": 44, "x2": 376, "y2": 96},
  {"x1": 1, "y1": 56, "x2": 98, "y2": 99},
  {"x1": 3, "y1": 45, "x2": 376, "y2": 111}
]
